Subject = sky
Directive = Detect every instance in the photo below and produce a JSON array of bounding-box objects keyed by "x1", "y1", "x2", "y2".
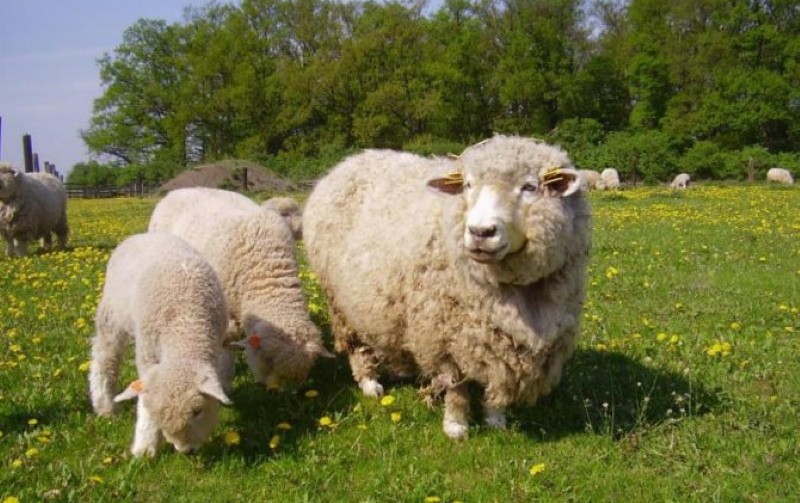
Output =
[{"x1": 0, "y1": 0, "x2": 225, "y2": 177}]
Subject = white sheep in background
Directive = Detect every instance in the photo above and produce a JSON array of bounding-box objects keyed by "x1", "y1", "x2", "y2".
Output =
[
  {"x1": 262, "y1": 196, "x2": 303, "y2": 239},
  {"x1": 670, "y1": 173, "x2": 691, "y2": 189},
  {"x1": 0, "y1": 162, "x2": 68, "y2": 257},
  {"x1": 89, "y1": 232, "x2": 231, "y2": 457},
  {"x1": 577, "y1": 169, "x2": 601, "y2": 191},
  {"x1": 303, "y1": 135, "x2": 591, "y2": 439},
  {"x1": 149, "y1": 188, "x2": 331, "y2": 390},
  {"x1": 766, "y1": 168, "x2": 794, "y2": 185},
  {"x1": 596, "y1": 168, "x2": 620, "y2": 190}
]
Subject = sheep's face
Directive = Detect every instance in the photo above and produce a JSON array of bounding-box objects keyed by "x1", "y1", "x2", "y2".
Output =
[
  {"x1": 0, "y1": 166, "x2": 20, "y2": 200},
  {"x1": 429, "y1": 137, "x2": 582, "y2": 281}
]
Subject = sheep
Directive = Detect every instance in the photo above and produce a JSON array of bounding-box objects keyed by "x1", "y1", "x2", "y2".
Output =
[
  {"x1": 303, "y1": 135, "x2": 591, "y2": 439},
  {"x1": 577, "y1": 169, "x2": 601, "y2": 191},
  {"x1": 0, "y1": 162, "x2": 68, "y2": 257},
  {"x1": 670, "y1": 173, "x2": 691, "y2": 189},
  {"x1": 766, "y1": 168, "x2": 794, "y2": 185},
  {"x1": 89, "y1": 232, "x2": 231, "y2": 457},
  {"x1": 596, "y1": 168, "x2": 620, "y2": 190},
  {"x1": 149, "y1": 187, "x2": 331, "y2": 390},
  {"x1": 262, "y1": 196, "x2": 303, "y2": 239}
]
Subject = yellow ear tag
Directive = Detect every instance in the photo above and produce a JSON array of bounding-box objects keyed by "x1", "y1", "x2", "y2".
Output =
[
  {"x1": 131, "y1": 380, "x2": 144, "y2": 393},
  {"x1": 541, "y1": 167, "x2": 565, "y2": 186},
  {"x1": 441, "y1": 171, "x2": 464, "y2": 186}
]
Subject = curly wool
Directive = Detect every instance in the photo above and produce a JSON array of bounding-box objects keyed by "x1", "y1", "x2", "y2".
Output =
[
  {"x1": 303, "y1": 136, "x2": 591, "y2": 436},
  {"x1": 149, "y1": 188, "x2": 327, "y2": 388},
  {"x1": 0, "y1": 162, "x2": 68, "y2": 257}
]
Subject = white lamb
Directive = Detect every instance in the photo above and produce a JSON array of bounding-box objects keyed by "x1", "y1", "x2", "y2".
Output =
[
  {"x1": 596, "y1": 167, "x2": 620, "y2": 190},
  {"x1": 262, "y1": 196, "x2": 303, "y2": 239},
  {"x1": 0, "y1": 162, "x2": 68, "y2": 257},
  {"x1": 303, "y1": 135, "x2": 591, "y2": 439},
  {"x1": 578, "y1": 169, "x2": 601, "y2": 191},
  {"x1": 89, "y1": 232, "x2": 231, "y2": 457},
  {"x1": 766, "y1": 168, "x2": 794, "y2": 185},
  {"x1": 670, "y1": 173, "x2": 691, "y2": 189},
  {"x1": 149, "y1": 188, "x2": 331, "y2": 390}
]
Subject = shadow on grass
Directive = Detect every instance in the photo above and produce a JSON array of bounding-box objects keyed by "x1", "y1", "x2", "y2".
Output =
[{"x1": 509, "y1": 349, "x2": 723, "y2": 442}]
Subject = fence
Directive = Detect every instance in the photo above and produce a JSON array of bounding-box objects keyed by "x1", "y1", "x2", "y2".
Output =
[{"x1": 65, "y1": 182, "x2": 156, "y2": 198}]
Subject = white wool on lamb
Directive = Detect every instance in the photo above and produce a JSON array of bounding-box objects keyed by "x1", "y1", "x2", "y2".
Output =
[
  {"x1": 262, "y1": 196, "x2": 303, "y2": 239},
  {"x1": 149, "y1": 187, "x2": 330, "y2": 389},
  {"x1": 596, "y1": 168, "x2": 620, "y2": 190},
  {"x1": 766, "y1": 167, "x2": 794, "y2": 185},
  {"x1": 303, "y1": 135, "x2": 591, "y2": 439},
  {"x1": 578, "y1": 169, "x2": 601, "y2": 191},
  {"x1": 670, "y1": 173, "x2": 691, "y2": 189},
  {"x1": 0, "y1": 162, "x2": 68, "y2": 257},
  {"x1": 89, "y1": 232, "x2": 231, "y2": 457}
]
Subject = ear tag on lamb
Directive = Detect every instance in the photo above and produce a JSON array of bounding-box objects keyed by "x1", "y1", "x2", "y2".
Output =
[
  {"x1": 441, "y1": 171, "x2": 464, "y2": 186},
  {"x1": 248, "y1": 334, "x2": 262, "y2": 350},
  {"x1": 541, "y1": 167, "x2": 565, "y2": 187}
]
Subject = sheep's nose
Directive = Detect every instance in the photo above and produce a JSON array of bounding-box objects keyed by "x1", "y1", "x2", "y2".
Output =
[{"x1": 468, "y1": 225, "x2": 497, "y2": 239}]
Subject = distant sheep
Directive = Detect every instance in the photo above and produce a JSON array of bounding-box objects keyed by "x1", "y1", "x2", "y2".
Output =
[
  {"x1": 89, "y1": 232, "x2": 231, "y2": 457},
  {"x1": 149, "y1": 188, "x2": 330, "y2": 390},
  {"x1": 0, "y1": 162, "x2": 68, "y2": 257},
  {"x1": 578, "y1": 169, "x2": 601, "y2": 191},
  {"x1": 596, "y1": 168, "x2": 620, "y2": 190},
  {"x1": 670, "y1": 173, "x2": 691, "y2": 189},
  {"x1": 262, "y1": 196, "x2": 303, "y2": 239},
  {"x1": 766, "y1": 168, "x2": 794, "y2": 185},
  {"x1": 303, "y1": 135, "x2": 591, "y2": 439}
]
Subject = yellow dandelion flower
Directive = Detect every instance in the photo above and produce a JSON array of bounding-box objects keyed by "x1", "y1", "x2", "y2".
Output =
[
  {"x1": 656, "y1": 333, "x2": 668, "y2": 342},
  {"x1": 669, "y1": 335, "x2": 680, "y2": 344},
  {"x1": 319, "y1": 416, "x2": 333, "y2": 427},
  {"x1": 89, "y1": 475, "x2": 104, "y2": 484},
  {"x1": 595, "y1": 343, "x2": 608, "y2": 351},
  {"x1": 304, "y1": 389, "x2": 319, "y2": 398},
  {"x1": 3, "y1": 497, "x2": 21, "y2": 503},
  {"x1": 784, "y1": 326, "x2": 795, "y2": 333},
  {"x1": 11, "y1": 459, "x2": 23, "y2": 469},
  {"x1": 25, "y1": 448, "x2": 39, "y2": 457},
  {"x1": 223, "y1": 431, "x2": 241, "y2": 446},
  {"x1": 268, "y1": 434, "x2": 281, "y2": 450},
  {"x1": 27, "y1": 418, "x2": 38, "y2": 426},
  {"x1": 103, "y1": 456, "x2": 114, "y2": 464},
  {"x1": 730, "y1": 322, "x2": 741, "y2": 331},
  {"x1": 277, "y1": 422, "x2": 292, "y2": 431},
  {"x1": 78, "y1": 361, "x2": 90, "y2": 372},
  {"x1": 380, "y1": 395, "x2": 396, "y2": 406},
  {"x1": 424, "y1": 497, "x2": 442, "y2": 503},
  {"x1": 529, "y1": 462, "x2": 547, "y2": 476},
  {"x1": 390, "y1": 412, "x2": 402, "y2": 423},
  {"x1": 357, "y1": 424, "x2": 368, "y2": 430}
]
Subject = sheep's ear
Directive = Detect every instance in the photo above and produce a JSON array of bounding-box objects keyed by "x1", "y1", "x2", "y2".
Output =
[
  {"x1": 199, "y1": 374, "x2": 232, "y2": 406},
  {"x1": 428, "y1": 172, "x2": 465, "y2": 195},
  {"x1": 541, "y1": 168, "x2": 581, "y2": 197},
  {"x1": 114, "y1": 379, "x2": 145, "y2": 402}
]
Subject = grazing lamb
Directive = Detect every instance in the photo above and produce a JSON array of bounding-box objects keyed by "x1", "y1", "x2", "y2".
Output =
[
  {"x1": 670, "y1": 173, "x2": 691, "y2": 189},
  {"x1": 596, "y1": 168, "x2": 620, "y2": 190},
  {"x1": 303, "y1": 135, "x2": 591, "y2": 439},
  {"x1": 149, "y1": 188, "x2": 330, "y2": 389},
  {"x1": 0, "y1": 162, "x2": 68, "y2": 257},
  {"x1": 89, "y1": 232, "x2": 231, "y2": 457},
  {"x1": 766, "y1": 168, "x2": 794, "y2": 185},
  {"x1": 578, "y1": 169, "x2": 601, "y2": 191},
  {"x1": 262, "y1": 196, "x2": 303, "y2": 239}
]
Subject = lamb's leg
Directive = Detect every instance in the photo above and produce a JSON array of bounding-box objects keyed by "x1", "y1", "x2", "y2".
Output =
[
  {"x1": 88, "y1": 311, "x2": 126, "y2": 416},
  {"x1": 349, "y1": 347, "x2": 384, "y2": 398},
  {"x1": 41, "y1": 232, "x2": 52, "y2": 251},
  {"x1": 131, "y1": 399, "x2": 164, "y2": 457},
  {"x1": 12, "y1": 239, "x2": 27, "y2": 257},
  {"x1": 55, "y1": 219, "x2": 68, "y2": 249},
  {"x1": 443, "y1": 382, "x2": 471, "y2": 440}
]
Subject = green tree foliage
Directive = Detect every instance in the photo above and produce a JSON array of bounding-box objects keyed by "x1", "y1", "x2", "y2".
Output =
[{"x1": 80, "y1": 0, "x2": 800, "y2": 183}]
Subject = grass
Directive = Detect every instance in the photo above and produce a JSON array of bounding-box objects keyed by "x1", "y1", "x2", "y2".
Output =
[{"x1": 1, "y1": 185, "x2": 798, "y2": 502}]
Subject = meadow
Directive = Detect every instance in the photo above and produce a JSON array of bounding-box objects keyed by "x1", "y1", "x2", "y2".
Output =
[{"x1": 1, "y1": 185, "x2": 797, "y2": 502}]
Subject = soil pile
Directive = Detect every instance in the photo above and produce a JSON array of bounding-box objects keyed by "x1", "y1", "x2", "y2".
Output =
[{"x1": 159, "y1": 160, "x2": 295, "y2": 193}]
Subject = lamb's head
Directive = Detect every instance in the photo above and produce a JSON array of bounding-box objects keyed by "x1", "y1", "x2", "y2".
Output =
[
  {"x1": 429, "y1": 135, "x2": 586, "y2": 285},
  {"x1": 233, "y1": 316, "x2": 333, "y2": 390},
  {"x1": 262, "y1": 197, "x2": 303, "y2": 239},
  {"x1": 114, "y1": 364, "x2": 231, "y2": 454},
  {"x1": 0, "y1": 163, "x2": 21, "y2": 200}
]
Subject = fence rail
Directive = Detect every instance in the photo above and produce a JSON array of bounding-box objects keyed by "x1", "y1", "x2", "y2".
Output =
[{"x1": 65, "y1": 182, "x2": 156, "y2": 198}]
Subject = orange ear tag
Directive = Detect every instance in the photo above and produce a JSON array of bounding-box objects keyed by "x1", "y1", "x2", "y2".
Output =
[
  {"x1": 131, "y1": 380, "x2": 144, "y2": 393},
  {"x1": 248, "y1": 335, "x2": 261, "y2": 350}
]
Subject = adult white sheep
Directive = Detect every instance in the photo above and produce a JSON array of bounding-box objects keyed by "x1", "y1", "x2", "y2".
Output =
[
  {"x1": 89, "y1": 232, "x2": 232, "y2": 457},
  {"x1": 670, "y1": 173, "x2": 691, "y2": 189},
  {"x1": 578, "y1": 169, "x2": 601, "y2": 191},
  {"x1": 0, "y1": 162, "x2": 68, "y2": 257},
  {"x1": 596, "y1": 167, "x2": 620, "y2": 190},
  {"x1": 149, "y1": 187, "x2": 330, "y2": 390},
  {"x1": 303, "y1": 135, "x2": 591, "y2": 439},
  {"x1": 262, "y1": 196, "x2": 303, "y2": 239},
  {"x1": 766, "y1": 167, "x2": 794, "y2": 185}
]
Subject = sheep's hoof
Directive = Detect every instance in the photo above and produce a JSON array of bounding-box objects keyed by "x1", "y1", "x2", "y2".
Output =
[
  {"x1": 484, "y1": 407, "x2": 507, "y2": 430},
  {"x1": 358, "y1": 378, "x2": 384, "y2": 398},
  {"x1": 443, "y1": 418, "x2": 469, "y2": 440},
  {"x1": 131, "y1": 443, "x2": 158, "y2": 458}
]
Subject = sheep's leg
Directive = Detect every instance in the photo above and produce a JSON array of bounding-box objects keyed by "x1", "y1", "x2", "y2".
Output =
[
  {"x1": 131, "y1": 399, "x2": 164, "y2": 457},
  {"x1": 442, "y1": 383, "x2": 471, "y2": 440},
  {"x1": 349, "y1": 348, "x2": 384, "y2": 398},
  {"x1": 12, "y1": 239, "x2": 27, "y2": 257},
  {"x1": 89, "y1": 311, "x2": 126, "y2": 416},
  {"x1": 55, "y1": 219, "x2": 68, "y2": 248},
  {"x1": 41, "y1": 232, "x2": 52, "y2": 251},
  {"x1": 216, "y1": 348, "x2": 236, "y2": 395}
]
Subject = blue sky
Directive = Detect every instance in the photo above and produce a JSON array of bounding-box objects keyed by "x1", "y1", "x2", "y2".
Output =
[{"x1": 0, "y1": 1, "x2": 224, "y2": 177}]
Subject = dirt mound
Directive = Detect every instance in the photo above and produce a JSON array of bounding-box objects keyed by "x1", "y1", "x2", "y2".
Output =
[{"x1": 159, "y1": 160, "x2": 296, "y2": 193}]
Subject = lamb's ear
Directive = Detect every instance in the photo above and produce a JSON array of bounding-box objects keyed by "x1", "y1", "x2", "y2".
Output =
[
  {"x1": 542, "y1": 168, "x2": 581, "y2": 197},
  {"x1": 427, "y1": 172, "x2": 465, "y2": 195},
  {"x1": 198, "y1": 372, "x2": 232, "y2": 406},
  {"x1": 114, "y1": 379, "x2": 145, "y2": 402}
]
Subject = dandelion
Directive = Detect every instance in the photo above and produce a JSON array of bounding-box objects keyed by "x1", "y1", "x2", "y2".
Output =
[
  {"x1": 424, "y1": 497, "x2": 442, "y2": 503},
  {"x1": 390, "y1": 412, "x2": 402, "y2": 423},
  {"x1": 11, "y1": 459, "x2": 23, "y2": 469},
  {"x1": 304, "y1": 389, "x2": 319, "y2": 398},
  {"x1": 706, "y1": 340, "x2": 732, "y2": 357},
  {"x1": 89, "y1": 475, "x2": 104, "y2": 484},
  {"x1": 223, "y1": 431, "x2": 241, "y2": 446},
  {"x1": 78, "y1": 361, "x2": 90, "y2": 372},
  {"x1": 730, "y1": 322, "x2": 742, "y2": 331},
  {"x1": 319, "y1": 416, "x2": 334, "y2": 427},
  {"x1": 656, "y1": 333, "x2": 668, "y2": 342},
  {"x1": 3, "y1": 497, "x2": 21, "y2": 503},
  {"x1": 268, "y1": 435, "x2": 281, "y2": 450},
  {"x1": 27, "y1": 418, "x2": 38, "y2": 426},
  {"x1": 529, "y1": 463, "x2": 547, "y2": 476},
  {"x1": 669, "y1": 335, "x2": 680, "y2": 344},
  {"x1": 276, "y1": 422, "x2": 292, "y2": 431},
  {"x1": 380, "y1": 395, "x2": 396, "y2": 406},
  {"x1": 26, "y1": 448, "x2": 39, "y2": 458},
  {"x1": 103, "y1": 456, "x2": 114, "y2": 464}
]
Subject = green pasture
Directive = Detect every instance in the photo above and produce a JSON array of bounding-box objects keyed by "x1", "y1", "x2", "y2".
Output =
[{"x1": 1, "y1": 185, "x2": 797, "y2": 502}]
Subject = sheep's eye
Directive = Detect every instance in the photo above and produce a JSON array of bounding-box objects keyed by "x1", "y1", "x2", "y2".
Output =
[
  {"x1": 192, "y1": 408, "x2": 203, "y2": 418},
  {"x1": 521, "y1": 182, "x2": 537, "y2": 193}
]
